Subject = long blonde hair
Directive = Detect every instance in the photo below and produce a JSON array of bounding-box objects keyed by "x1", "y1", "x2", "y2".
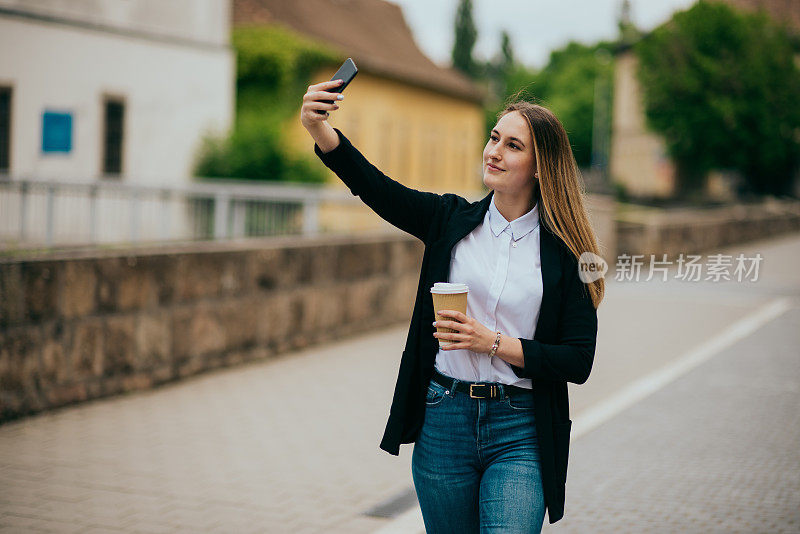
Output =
[{"x1": 500, "y1": 101, "x2": 605, "y2": 309}]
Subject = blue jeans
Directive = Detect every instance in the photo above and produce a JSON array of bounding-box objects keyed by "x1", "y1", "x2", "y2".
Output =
[{"x1": 412, "y1": 373, "x2": 546, "y2": 533}]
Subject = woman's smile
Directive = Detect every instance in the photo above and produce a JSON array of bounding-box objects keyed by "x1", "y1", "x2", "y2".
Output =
[{"x1": 486, "y1": 162, "x2": 505, "y2": 172}]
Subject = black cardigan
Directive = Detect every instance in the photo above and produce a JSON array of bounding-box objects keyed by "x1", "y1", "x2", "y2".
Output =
[{"x1": 315, "y1": 128, "x2": 598, "y2": 524}]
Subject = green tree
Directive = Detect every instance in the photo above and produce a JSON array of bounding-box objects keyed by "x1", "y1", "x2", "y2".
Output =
[
  {"x1": 636, "y1": 1, "x2": 800, "y2": 196},
  {"x1": 618, "y1": 0, "x2": 641, "y2": 46},
  {"x1": 452, "y1": 0, "x2": 479, "y2": 78},
  {"x1": 537, "y1": 43, "x2": 615, "y2": 168},
  {"x1": 488, "y1": 42, "x2": 614, "y2": 169},
  {"x1": 194, "y1": 26, "x2": 339, "y2": 182},
  {"x1": 495, "y1": 31, "x2": 516, "y2": 94},
  {"x1": 484, "y1": 31, "x2": 516, "y2": 102},
  {"x1": 500, "y1": 31, "x2": 514, "y2": 72}
]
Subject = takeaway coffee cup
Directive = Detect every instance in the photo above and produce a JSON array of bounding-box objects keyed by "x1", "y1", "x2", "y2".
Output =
[{"x1": 430, "y1": 282, "x2": 469, "y2": 348}]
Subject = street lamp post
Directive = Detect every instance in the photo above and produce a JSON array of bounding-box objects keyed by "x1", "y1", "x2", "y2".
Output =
[{"x1": 592, "y1": 48, "x2": 613, "y2": 193}]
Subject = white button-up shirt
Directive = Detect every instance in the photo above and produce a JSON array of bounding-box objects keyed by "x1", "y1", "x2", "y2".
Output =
[{"x1": 434, "y1": 195, "x2": 543, "y2": 389}]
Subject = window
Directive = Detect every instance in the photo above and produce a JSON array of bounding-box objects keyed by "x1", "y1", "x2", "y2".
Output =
[
  {"x1": 102, "y1": 97, "x2": 124, "y2": 176},
  {"x1": 0, "y1": 87, "x2": 9, "y2": 173}
]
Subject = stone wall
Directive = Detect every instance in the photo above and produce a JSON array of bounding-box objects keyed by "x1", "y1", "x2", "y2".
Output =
[
  {"x1": 616, "y1": 199, "x2": 800, "y2": 260},
  {"x1": 0, "y1": 234, "x2": 423, "y2": 423},
  {"x1": 586, "y1": 194, "x2": 617, "y2": 268}
]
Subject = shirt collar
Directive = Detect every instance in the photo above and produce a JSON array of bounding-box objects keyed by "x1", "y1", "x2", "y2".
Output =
[{"x1": 488, "y1": 195, "x2": 540, "y2": 241}]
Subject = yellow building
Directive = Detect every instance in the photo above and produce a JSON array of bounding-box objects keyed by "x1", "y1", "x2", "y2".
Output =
[{"x1": 233, "y1": 0, "x2": 486, "y2": 232}]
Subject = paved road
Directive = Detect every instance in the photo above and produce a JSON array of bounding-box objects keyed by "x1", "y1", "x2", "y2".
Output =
[{"x1": 1, "y1": 232, "x2": 799, "y2": 533}]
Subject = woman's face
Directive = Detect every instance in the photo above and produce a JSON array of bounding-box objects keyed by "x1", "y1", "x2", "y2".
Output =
[{"x1": 482, "y1": 111, "x2": 537, "y2": 200}]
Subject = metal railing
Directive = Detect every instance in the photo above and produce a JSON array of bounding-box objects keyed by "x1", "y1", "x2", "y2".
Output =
[{"x1": 0, "y1": 177, "x2": 361, "y2": 250}]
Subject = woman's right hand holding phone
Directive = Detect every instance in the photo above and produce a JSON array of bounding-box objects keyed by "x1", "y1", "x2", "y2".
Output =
[{"x1": 300, "y1": 79, "x2": 344, "y2": 153}]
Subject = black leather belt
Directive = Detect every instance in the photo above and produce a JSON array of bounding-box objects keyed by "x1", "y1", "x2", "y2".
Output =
[{"x1": 431, "y1": 369, "x2": 531, "y2": 400}]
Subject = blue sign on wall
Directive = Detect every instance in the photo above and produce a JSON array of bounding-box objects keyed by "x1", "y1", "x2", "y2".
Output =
[{"x1": 42, "y1": 111, "x2": 72, "y2": 153}]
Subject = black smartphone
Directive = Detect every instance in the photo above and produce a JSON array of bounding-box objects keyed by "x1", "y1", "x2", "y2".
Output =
[{"x1": 316, "y1": 57, "x2": 358, "y2": 114}]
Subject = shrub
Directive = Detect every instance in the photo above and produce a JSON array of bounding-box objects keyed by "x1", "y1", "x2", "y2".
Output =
[{"x1": 194, "y1": 25, "x2": 340, "y2": 183}]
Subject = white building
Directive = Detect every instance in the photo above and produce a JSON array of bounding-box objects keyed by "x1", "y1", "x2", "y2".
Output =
[
  {"x1": 0, "y1": 0, "x2": 237, "y2": 247},
  {"x1": 0, "y1": 0, "x2": 234, "y2": 183}
]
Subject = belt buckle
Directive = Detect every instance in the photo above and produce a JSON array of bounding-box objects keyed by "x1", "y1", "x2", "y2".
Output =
[{"x1": 469, "y1": 384, "x2": 496, "y2": 399}]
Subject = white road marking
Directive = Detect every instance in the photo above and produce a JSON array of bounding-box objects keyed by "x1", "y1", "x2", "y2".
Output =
[{"x1": 572, "y1": 297, "x2": 793, "y2": 439}]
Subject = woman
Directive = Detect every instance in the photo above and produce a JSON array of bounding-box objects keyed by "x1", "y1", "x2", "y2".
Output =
[{"x1": 301, "y1": 79, "x2": 604, "y2": 532}]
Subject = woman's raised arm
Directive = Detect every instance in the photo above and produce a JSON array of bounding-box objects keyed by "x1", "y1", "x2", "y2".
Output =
[{"x1": 300, "y1": 80, "x2": 443, "y2": 243}]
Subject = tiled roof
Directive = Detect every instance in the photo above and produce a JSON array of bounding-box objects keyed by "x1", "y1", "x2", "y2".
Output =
[{"x1": 232, "y1": 0, "x2": 485, "y2": 102}]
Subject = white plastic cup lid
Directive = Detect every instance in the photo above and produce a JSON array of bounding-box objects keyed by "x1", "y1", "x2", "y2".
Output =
[{"x1": 430, "y1": 282, "x2": 469, "y2": 294}]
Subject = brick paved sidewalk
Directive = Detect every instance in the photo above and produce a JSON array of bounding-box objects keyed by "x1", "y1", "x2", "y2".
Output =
[
  {"x1": 540, "y1": 305, "x2": 800, "y2": 533},
  {"x1": 0, "y1": 325, "x2": 416, "y2": 533}
]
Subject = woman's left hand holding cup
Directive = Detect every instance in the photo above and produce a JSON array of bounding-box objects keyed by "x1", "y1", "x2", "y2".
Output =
[{"x1": 433, "y1": 310, "x2": 496, "y2": 353}]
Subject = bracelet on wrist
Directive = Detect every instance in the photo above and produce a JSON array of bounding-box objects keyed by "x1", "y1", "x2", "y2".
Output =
[{"x1": 489, "y1": 332, "x2": 501, "y2": 358}]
